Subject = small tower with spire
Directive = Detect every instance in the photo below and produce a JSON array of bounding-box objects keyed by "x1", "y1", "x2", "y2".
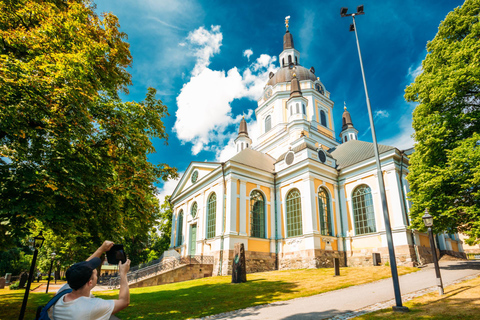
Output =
[
  {"x1": 340, "y1": 102, "x2": 358, "y2": 143},
  {"x1": 287, "y1": 72, "x2": 307, "y2": 120},
  {"x1": 235, "y1": 116, "x2": 252, "y2": 153}
]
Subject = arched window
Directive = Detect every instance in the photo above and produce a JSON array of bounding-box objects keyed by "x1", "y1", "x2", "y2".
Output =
[
  {"x1": 176, "y1": 210, "x2": 183, "y2": 245},
  {"x1": 318, "y1": 188, "x2": 332, "y2": 236},
  {"x1": 320, "y1": 110, "x2": 327, "y2": 126},
  {"x1": 302, "y1": 104, "x2": 306, "y2": 115},
  {"x1": 344, "y1": 136, "x2": 347, "y2": 142},
  {"x1": 250, "y1": 191, "x2": 265, "y2": 238},
  {"x1": 206, "y1": 193, "x2": 216, "y2": 239},
  {"x1": 191, "y1": 202, "x2": 197, "y2": 218},
  {"x1": 295, "y1": 56, "x2": 298, "y2": 65},
  {"x1": 352, "y1": 185, "x2": 376, "y2": 235},
  {"x1": 282, "y1": 58, "x2": 285, "y2": 66},
  {"x1": 290, "y1": 105, "x2": 293, "y2": 116},
  {"x1": 265, "y1": 115, "x2": 271, "y2": 132},
  {"x1": 288, "y1": 55, "x2": 292, "y2": 64},
  {"x1": 296, "y1": 103, "x2": 299, "y2": 114},
  {"x1": 286, "y1": 189, "x2": 302, "y2": 237}
]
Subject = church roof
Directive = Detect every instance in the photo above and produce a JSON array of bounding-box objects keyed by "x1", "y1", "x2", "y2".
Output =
[
  {"x1": 267, "y1": 65, "x2": 317, "y2": 86},
  {"x1": 329, "y1": 140, "x2": 396, "y2": 169},
  {"x1": 229, "y1": 148, "x2": 276, "y2": 173},
  {"x1": 275, "y1": 141, "x2": 332, "y2": 164}
]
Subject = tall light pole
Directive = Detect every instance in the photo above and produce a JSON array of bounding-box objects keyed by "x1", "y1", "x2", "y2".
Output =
[
  {"x1": 422, "y1": 208, "x2": 444, "y2": 295},
  {"x1": 19, "y1": 231, "x2": 45, "y2": 320},
  {"x1": 46, "y1": 252, "x2": 56, "y2": 293},
  {"x1": 340, "y1": 5, "x2": 408, "y2": 312}
]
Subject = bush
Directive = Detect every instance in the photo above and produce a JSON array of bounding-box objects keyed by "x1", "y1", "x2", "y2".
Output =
[{"x1": 9, "y1": 281, "x2": 20, "y2": 290}]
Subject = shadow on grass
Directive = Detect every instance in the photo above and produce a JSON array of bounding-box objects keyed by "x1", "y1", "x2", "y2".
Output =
[
  {"x1": 440, "y1": 261, "x2": 480, "y2": 271},
  {"x1": 0, "y1": 290, "x2": 53, "y2": 320},
  {"x1": 109, "y1": 279, "x2": 298, "y2": 320}
]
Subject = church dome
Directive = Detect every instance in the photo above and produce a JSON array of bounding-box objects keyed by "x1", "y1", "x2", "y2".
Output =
[{"x1": 267, "y1": 65, "x2": 317, "y2": 86}]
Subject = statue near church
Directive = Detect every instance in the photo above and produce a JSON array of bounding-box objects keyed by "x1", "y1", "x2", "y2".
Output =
[{"x1": 232, "y1": 243, "x2": 247, "y2": 283}]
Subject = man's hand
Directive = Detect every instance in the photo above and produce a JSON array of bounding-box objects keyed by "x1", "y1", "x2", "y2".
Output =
[
  {"x1": 100, "y1": 240, "x2": 114, "y2": 253},
  {"x1": 87, "y1": 240, "x2": 114, "y2": 261},
  {"x1": 119, "y1": 259, "x2": 131, "y2": 277}
]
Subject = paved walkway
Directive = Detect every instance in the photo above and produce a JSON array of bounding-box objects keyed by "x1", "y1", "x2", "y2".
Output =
[{"x1": 199, "y1": 260, "x2": 480, "y2": 320}]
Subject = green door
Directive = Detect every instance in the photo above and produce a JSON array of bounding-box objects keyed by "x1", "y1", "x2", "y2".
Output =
[{"x1": 190, "y1": 224, "x2": 197, "y2": 256}]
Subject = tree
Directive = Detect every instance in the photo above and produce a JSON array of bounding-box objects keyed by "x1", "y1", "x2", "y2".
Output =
[
  {"x1": 0, "y1": 0, "x2": 177, "y2": 252},
  {"x1": 405, "y1": 0, "x2": 480, "y2": 244}
]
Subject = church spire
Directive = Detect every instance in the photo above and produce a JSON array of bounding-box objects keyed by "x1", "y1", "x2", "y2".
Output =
[
  {"x1": 235, "y1": 116, "x2": 252, "y2": 153},
  {"x1": 289, "y1": 72, "x2": 302, "y2": 99},
  {"x1": 283, "y1": 15, "x2": 294, "y2": 50},
  {"x1": 340, "y1": 103, "x2": 358, "y2": 143}
]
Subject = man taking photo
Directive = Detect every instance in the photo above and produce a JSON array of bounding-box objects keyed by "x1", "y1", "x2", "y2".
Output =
[{"x1": 48, "y1": 241, "x2": 131, "y2": 320}]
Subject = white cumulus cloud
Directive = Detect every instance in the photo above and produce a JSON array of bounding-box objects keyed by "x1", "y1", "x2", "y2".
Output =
[
  {"x1": 243, "y1": 49, "x2": 253, "y2": 60},
  {"x1": 174, "y1": 26, "x2": 277, "y2": 156},
  {"x1": 187, "y1": 25, "x2": 223, "y2": 76}
]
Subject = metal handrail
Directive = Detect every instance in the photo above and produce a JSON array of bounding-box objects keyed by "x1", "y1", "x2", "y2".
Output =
[{"x1": 106, "y1": 255, "x2": 214, "y2": 289}]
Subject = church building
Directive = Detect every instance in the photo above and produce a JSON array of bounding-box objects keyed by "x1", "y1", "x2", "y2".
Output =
[{"x1": 169, "y1": 21, "x2": 465, "y2": 275}]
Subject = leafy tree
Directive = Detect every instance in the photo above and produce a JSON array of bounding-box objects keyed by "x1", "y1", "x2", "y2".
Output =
[
  {"x1": 404, "y1": 0, "x2": 480, "y2": 243},
  {"x1": 0, "y1": 0, "x2": 177, "y2": 253}
]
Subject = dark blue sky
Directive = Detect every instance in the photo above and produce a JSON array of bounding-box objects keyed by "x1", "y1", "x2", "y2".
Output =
[{"x1": 94, "y1": 0, "x2": 464, "y2": 197}]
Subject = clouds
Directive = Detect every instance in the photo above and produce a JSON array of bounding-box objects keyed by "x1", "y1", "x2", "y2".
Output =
[
  {"x1": 243, "y1": 49, "x2": 253, "y2": 60},
  {"x1": 174, "y1": 26, "x2": 277, "y2": 156},
  {"x1": 186, "y1": 25, "x2": 223, "y2": 76}
]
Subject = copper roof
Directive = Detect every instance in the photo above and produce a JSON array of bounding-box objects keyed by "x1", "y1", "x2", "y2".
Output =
[
  {"x1": 238, "y1": 117, "x2": 248, "y2": 136},
  {"x1": 267, "y1": 65, "x2": 317, "y2": 86},
  {"x1": 283, "y1": 31, "x2": 294, "y2": 50},
  {"x1": 329, "y1": 140, "x2": 395, "y2": 169},
  {"x1": 341, "y1": 107, "x2": 354, "y2": 131},
  {"x1": 289, "y1": 74, "x2": 302, "y2": 98}
]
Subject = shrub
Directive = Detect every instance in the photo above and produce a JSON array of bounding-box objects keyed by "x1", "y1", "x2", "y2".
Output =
[{"x1": 9, "y1": 281, "x2": 20, "y2": 290}]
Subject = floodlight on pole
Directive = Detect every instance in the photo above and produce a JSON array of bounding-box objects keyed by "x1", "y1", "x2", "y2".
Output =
[{"x1": 340, "y1": 5, "x2": 408, "y2": 313}]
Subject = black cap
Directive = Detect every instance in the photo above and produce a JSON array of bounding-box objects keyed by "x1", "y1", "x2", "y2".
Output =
[{"x1": 66, "y1": 257, "x2": 101, "y2": 290}]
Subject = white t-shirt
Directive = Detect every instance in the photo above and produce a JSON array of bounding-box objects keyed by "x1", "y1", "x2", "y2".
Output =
[{"x1": 48, "y1": 284, "x2": 114, "y2": 320}]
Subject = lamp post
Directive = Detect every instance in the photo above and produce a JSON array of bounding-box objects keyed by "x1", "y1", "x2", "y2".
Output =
[
  {"x1": 46, "y1": 252, "x2": 56, "y2": 293},
  {"x1": 422, "y1": 208, "x2": 444, "y2": 295},
  {"x1": 340, "y1": 5, "x2": 408, "y2": 312},
  {"x1": 19, "y1": 231, "x2": 45, "y2": 320}
]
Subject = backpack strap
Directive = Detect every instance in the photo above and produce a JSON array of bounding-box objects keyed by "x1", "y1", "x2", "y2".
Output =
[{"x1": 37, "y1": 288, "x2": 73, "y2": 319}]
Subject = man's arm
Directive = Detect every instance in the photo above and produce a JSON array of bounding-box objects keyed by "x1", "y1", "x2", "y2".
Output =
[
  {"x1": 112, "y1": 259, "x2": 131, "y2": 314},
  {"x1": 87, "y1": 240, "x2": 114, "y2": 261}
]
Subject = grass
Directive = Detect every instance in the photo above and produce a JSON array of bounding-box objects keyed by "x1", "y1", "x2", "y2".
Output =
[
  {"x1": 354, "y1": 275, "x2": 480, "y2": 320},
  {"x1": 0, "y1": 266, "x2": 417, "y2": 320}
]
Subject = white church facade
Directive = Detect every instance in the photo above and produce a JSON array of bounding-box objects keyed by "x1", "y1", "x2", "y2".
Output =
[{"x1": 169, "y1": 24, "x2": 466, "y2": 275}]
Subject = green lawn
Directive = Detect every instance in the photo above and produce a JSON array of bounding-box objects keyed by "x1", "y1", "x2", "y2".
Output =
[
  {"x1": 354, "y1": 275, "x2": 480, "y2": 320},
  {"x1": 0, "y1": 266, "x2": 417, "y2": 320}
]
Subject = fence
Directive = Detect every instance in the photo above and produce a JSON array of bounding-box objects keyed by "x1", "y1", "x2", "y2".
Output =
[{"x1": 105, "y1": 255, "x2": 214, "y2": 289}]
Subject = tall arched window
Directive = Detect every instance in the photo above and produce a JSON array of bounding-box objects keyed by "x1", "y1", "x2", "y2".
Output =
[
  {"x1": 302, "y1": 104, "x2": 306, "y2": 115},
  {"x1": 296, "y1": 103, "x2": 299, "y2": 113},
  {"x1": 290, "y1": 105, "x2": 293, "y2": 116},
  {"x1": 288, "y1": 55, "x2": 292, "y2": 64},
  {"x1": 295, "y1": 56, "x2": 298, "y2": 65},
  {"x1": 265, "y1": 115, "x2": 271, "y2": 132},
  {"x1": 320, "y1": 110, "x2": 327, "y2": 126},
  {"x1": 176, "y1": 210, "x2": 183, "y2": 245},
  {"x1": 282, "y1": 58, "x2": 285, "y2": 66},
  {"x1": 286, "y1": 189, "x2": 302, "y2": 237},
  {"x1": 318, "y1": 188, "x2": 332, "y2": 236},
  {"x1": 250, "y1": 191, "x2": 265, "y2": 238},
  {"x1": 206, "y1": 193, "x2": 216, "y2": 239},
  {"x1": 352, "y1": 185, "x2": 376, "y2": 235}
]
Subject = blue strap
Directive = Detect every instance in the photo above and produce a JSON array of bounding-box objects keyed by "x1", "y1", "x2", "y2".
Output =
[{"x1": 44, "y1": 289, "x2": 73, "y2": 310}]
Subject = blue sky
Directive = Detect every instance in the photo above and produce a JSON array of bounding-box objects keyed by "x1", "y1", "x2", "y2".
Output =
[{"x1": 94, "y1": 0, "x2": 464, "y2": 198}]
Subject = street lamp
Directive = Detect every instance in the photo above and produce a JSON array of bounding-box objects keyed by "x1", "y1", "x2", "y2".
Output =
[
  {"x1": 19, "y1": 231, "x2": 45, "y2": 320},
  {"x1": 340, "y1": 5, "x2": 408, "y2": 312},
  {"x1": 422, "y1": 208, "x2": 444, "y2": 295},
  {"x1": 46, "y1": 252, "x2": 56, "y2": 293}
]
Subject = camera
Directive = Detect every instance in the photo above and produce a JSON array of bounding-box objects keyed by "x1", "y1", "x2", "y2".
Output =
[{"x1": 106, "y1": 244, "x2": 127, "y2": 265}]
